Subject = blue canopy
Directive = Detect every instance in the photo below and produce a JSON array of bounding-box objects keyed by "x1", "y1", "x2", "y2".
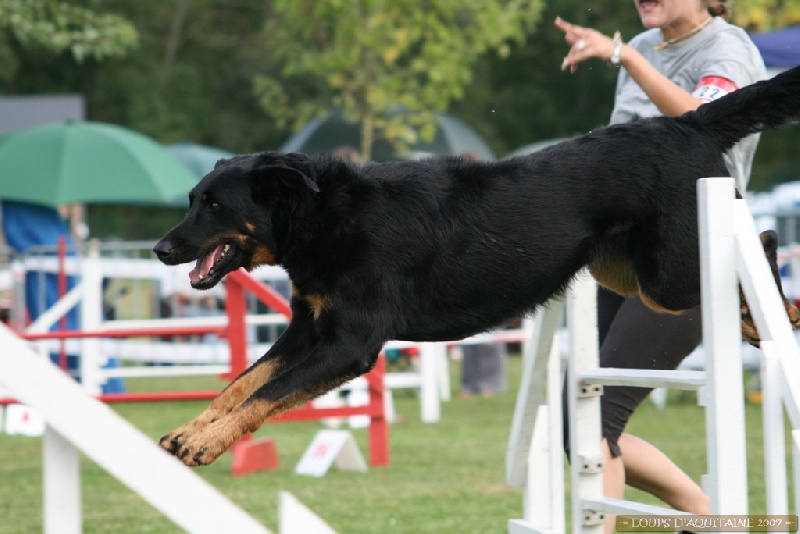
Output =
[{"x1": 751, "y1": 25, "x2": 800, "y2": 68}]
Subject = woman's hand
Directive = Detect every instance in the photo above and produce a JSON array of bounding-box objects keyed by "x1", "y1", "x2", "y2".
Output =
[
  {"x1": 555, "y1": 16, "x2": 702, "y2": 115},
  {"x1": 555, "y1": 16, "x2": 616, "y2": 73}
]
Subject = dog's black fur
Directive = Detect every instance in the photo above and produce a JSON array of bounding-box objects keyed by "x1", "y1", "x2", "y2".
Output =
[{"x1": 154, "y1": 65, "x2": 800, "y2": 466}]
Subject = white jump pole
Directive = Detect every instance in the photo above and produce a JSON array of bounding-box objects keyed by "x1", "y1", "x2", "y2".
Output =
[
  {"x1": 697, "y1": 177, "x2": 748, "y2": 513},
  {"x1": 760, "y1": 345, "x2": 788, "y2": 515},
  {"x1": 80, "y1": 242, "x2": 105, "y2": 394},
  {"x1": 419, "y1": 342, "x2": 442, "y2": 422},
  {"x1": 43, "y1": 427, "x2": 81, "y2": 534},
  {"x1": 566, "y1": 272, "x2": 604, "y2": 533}
]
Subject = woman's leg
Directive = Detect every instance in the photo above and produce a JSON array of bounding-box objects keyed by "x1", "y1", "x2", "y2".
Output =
[
  {"x1": 600, "y1": 434, "x2": 709, "y2": 534},
  {"x1": 571, "y1": 294, "x2": 706, "y2": 532},
  {"x1": 618, "y1": 433, "x2": 710, "y2": 514}
]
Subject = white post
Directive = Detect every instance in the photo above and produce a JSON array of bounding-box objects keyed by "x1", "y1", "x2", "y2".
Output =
[
  {"x1": 507, "y1": 299, "x2": 565, "y2": 533},
  {"x1": 519, "y1": 340, "x2": 566, "y2": 533},
  {"x1": 436, "y1": 343, "x2": 451, "y2": 402},
  {"x1": 696, "y1": 178, "x2": 748, "y2": 513},
  {"x1": 760, "y1": 344, "x2": 788, "y2": 515},
  {"x1": 419, "y1": 343, "x2": 441, "y2": 422},
  {"x1": 43, "y1": 426, "x2": 81, "y2": 534},
  {"x1": 507, "y1": 300, "x2": 564, "y2": 487},
  {"x1": 545, "y1": 335, "x2": 565, "y2": 534},
  {"x1": 567, "y1": 272, "x2": 604, "y2": 533},
  {"x1": 793, "y1": 431, "x2": 800, "y2": 515},
  {"x1": 80, "y1": 241, "x2": 104, "y2": 395}
]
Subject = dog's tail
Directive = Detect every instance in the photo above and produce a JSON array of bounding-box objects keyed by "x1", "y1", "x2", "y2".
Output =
[{"x1": 687, "y1": 64, "x2": 800, "y2": 151}]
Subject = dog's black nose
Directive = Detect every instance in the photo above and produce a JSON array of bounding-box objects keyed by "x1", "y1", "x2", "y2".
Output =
[{"x1": 153, "y1": 240, "x2": 173, "y2": 260}]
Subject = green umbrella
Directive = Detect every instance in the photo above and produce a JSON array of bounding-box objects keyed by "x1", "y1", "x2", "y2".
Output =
[
  {"x1": 166, "y1": 142, "x2": 234, "y2": 180},
  {"x1": 0, "y1": 121, "x2": 197, "y2": 208}
]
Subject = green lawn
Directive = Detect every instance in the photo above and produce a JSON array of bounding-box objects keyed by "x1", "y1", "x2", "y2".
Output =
[{"x1": 0, "y1": 356, "x2": 789, "y2": 533}]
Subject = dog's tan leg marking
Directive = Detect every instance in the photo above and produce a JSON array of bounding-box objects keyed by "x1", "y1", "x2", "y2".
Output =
[
  {"x1": 739, "y1": 289, "x2": 761, "y2": 346},
  {"x1": 590, "y1": 255, "x2": 686, "y2": 315},
  {"x1": 740, "y1": 231, "x2": 800, "y2": 347},
  {"x1": 305, "y1": 294, "x2": 331, "y2": 320},
  {"x1": 250, "y1": 244, "x2": 277, "y2": 267},
  {"x1": 174, "y1": 365, "x2": 360, "y2": 465},
  {"x1": 589, "y1": 256, "x2": 640, "y2": 296},
  {"x1": 639, "y1": 292, "x2": 684, "y2": 315},
  {"x1": 291, "y1": 286, "x2": 331, "y2": 320},
  {"x1": 785, "y1": 301, "x2": 800, "y2": 328},
  {"x1": 159, "y1": 359, "x2": 279, "y2": 453},
  {"x1": 174, "y1": 392, "x2": 312, "y2": 466},
  {"x1": 740, "y1": 290, "x2": 800, "y2": 347}
]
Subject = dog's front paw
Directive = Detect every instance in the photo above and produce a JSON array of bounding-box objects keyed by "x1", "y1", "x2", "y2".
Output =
[
  {"x1": 785, "y1": 299, "x2": 800, "y2": 330},
  {"x1": 170, "y1": 424, "x2": 238, "y2": 466},
  {"x1": 159, "y1": 416, "x2": 213, "y2": 454},
  {"x1": 159, "y1": 429, "x2": 188, "y2": 454}
]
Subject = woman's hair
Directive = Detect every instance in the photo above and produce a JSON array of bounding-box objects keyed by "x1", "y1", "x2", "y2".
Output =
[{"x1": 707, "y1": 0, "x2": 733, "y2": 21}]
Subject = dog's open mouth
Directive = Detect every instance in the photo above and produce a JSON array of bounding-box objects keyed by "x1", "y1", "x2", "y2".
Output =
[{"x1": 189, "y1": 243, "x2": 239, "y2": 289}]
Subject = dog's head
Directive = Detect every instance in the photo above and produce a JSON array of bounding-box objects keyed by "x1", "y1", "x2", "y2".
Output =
[{"x1": 153, "y1": 152, "x2": 319, "y2": 290}]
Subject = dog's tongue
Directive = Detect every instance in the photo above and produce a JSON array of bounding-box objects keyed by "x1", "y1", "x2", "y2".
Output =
[{"x1": 189, "y1": 245, "x2": 225, "y2": 283}]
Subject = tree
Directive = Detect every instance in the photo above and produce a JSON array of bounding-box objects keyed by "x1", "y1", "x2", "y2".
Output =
[
  {"x1": 255, "y1": 0, "x2": 544, "y2": 161},
  {"x1": 731, "y1": 0, "x2": 800, "y2": 31},
  {"x1": 452, "y1": 0, "x2": 643, "y2": 155},
  {"x1": 0, "y1": 0, "x2": 137, "y2": 85}
]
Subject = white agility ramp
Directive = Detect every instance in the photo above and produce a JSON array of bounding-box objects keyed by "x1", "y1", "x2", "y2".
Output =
[
  {"x1": 0, "y1": 323, "x2": 272, "y2": 534},
  {"x1": 280, "y1": 492, "x2": 337, "y2": 534}
]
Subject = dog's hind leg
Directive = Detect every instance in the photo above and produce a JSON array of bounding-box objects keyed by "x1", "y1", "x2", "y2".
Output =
[
  {"x1": 159, "y1": 313, "x2": 319, "y2": 458},
  {"x1": 740, "y1": 230, "x2": 800, "y2": 346},
  {"x1": 630, "y1": 212, "x2": 704, "y2": 314},
  {"x1": 633, "y1": 224, "x2": 800, "y2": 346}
]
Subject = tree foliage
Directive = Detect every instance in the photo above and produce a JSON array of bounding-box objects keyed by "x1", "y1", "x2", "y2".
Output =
[
  {"x1": 255, "y1": 0, "x2": 544, "y2": 161},
  {"x1": 0, "y1": 0, "x2": 137, "y2": 66},
  {"x1": 732, "y1": 0, "x2": 800, "y2": 31}
]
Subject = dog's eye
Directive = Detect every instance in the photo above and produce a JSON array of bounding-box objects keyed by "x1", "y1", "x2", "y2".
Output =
[{"x1": 209, "y1": 201, "x2": 221, "y2": 211}]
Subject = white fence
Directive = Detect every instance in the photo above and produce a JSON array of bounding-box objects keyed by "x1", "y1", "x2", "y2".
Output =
[
  {"x1": 2, "y1": 241, "x2": 457, "y2": 421},
  {"x1": 507, "y1": 178, "x2": 800, "y2": 532}
]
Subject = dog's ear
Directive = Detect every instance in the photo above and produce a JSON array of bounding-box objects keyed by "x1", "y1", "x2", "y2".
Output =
[
  {"x1": 268, "y1": 166, "x2": 320, "y2": 193},
  {"x1": 248, "y1": 166, "x2": 320, "y2": 205},
  {"x1": 214, "y1": 158, "x2": 230, "y2": 169},
  {"x1": 246, "y1": 153, "x2": 320, "y2": 193}
]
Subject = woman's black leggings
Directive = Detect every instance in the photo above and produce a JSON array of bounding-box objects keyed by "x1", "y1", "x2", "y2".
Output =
[{"x1": 562, "y1": 287, "x2": 703, "y2": 458}]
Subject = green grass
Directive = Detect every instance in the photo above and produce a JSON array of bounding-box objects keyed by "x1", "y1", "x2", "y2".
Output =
[{"x1": 0, "y1": 357, "x2": 790, "y2": 533}]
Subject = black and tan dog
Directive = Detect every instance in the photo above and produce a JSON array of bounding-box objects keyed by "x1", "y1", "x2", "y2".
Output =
[{"x1": 154, "y1": 65, "x2": 800, "y2": 467}]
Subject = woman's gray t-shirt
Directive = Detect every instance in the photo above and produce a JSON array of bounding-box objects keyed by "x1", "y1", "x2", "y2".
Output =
[{"x1": 610, "y1": 17, "x2": 767, "y2": 194}]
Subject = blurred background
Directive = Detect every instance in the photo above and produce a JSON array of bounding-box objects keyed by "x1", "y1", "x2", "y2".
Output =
[{"x1": 0, "y1": 0, "x2": 799, "y2": 240}]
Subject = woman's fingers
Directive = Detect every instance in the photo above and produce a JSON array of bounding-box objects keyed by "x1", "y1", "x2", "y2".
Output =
[
  {"x1": 555, "y1": 17, "x2": 614, "y2": 73},
  {"x1": 556, "y1": 17, "x2": 586, "y2": 72},
  {"x1": 554, "y1": 16, "x2": 581, "y2": 37}
]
